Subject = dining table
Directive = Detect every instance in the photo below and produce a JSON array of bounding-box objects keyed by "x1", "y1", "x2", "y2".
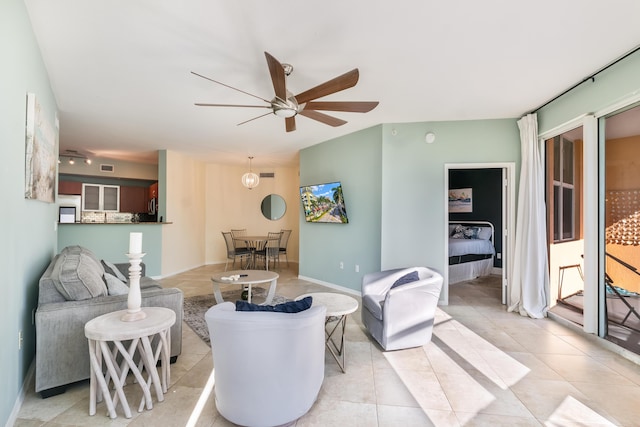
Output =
[{"x1": 233, "y1": 235, "x2": 280, "y2": 270}]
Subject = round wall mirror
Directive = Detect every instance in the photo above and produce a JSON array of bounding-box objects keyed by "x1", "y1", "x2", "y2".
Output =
[{"x1": 261, "y1": 194, "x2": 286, "y2": 220}]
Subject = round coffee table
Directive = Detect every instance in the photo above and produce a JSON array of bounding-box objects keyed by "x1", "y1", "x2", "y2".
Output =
[
  {"x1": 211, "y1": 270, "x2": 279, "y2": 305},
  {"x1": 296, "y1": 292, "x2": 358, "y2": 372}
]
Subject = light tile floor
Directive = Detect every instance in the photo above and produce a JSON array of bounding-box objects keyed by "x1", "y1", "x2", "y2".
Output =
[{"x1": 14, "y1": 265, "x2": 640, "y2": 426}]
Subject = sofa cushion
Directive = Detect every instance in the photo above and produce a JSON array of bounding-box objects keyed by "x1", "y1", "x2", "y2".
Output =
[
  {"x1": 53, "y1": 247, "x2": 108, "y2": 301},
  {"x1": 102, "y1": 260, "x2": 128, "y2": 282},
  {"x1": 235, "y1": 296, "x2": 313, "y2": 313},
  {"x1": 391, "y1": 270, "x2": 419, "y2": 289},
  {"x1": 104, "y1": 273, "x2": 129, "y2": 296}
]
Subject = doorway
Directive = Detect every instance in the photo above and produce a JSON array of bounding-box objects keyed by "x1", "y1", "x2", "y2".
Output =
[{"x1": 444, "y1": 163, "x2": 515, "y2": 305}]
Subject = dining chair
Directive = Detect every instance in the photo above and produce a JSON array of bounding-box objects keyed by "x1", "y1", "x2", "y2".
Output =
[
  {"x1": 222, "y1": 231, "x2": 251, "y2": 271},
  {"x1": 256, "y1": 232, "x2": 282, "y2": 271},
  {"x1": 278, "y1": 229, "x2": 292, "y2": 267},
  {"x1": 230, "y1": 228, "x2": 248, "y2": 250}
]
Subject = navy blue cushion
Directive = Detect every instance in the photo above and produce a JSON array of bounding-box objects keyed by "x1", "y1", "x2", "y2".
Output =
[
  {"x1": 391, "y1": 270, "x2": 419, "y2": 289},
  {"x1": 235, "y1": 296, "x2": 313, "y2": 313}
]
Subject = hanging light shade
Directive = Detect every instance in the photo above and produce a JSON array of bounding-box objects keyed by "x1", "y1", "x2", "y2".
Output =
[{"x1": 241, "y1": 156, "x2": 259, "y2": 189}]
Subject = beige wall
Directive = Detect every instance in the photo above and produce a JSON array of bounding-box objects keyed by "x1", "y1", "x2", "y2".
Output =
[
  {"x1": 205, "y1": 163, "x2": 300, "y2": 265},
  {"x1": 161, "y1": 151, "x2": 207, "y2": 275}
]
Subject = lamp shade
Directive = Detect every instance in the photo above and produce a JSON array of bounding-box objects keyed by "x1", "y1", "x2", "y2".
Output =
[{"x1": 241, "y1": 172, "x2": 259, "y2": 189}]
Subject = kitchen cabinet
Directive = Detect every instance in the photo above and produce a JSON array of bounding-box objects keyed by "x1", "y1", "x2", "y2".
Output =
[
  {"x1": 120, "y1": 186, "x2": 148, "y2": 213},
  {"x1": 82, "y1": 184, "x2": 120, "y2": 211},
  {"x1": 58, "y1": 181, "x2": 82, "y2": 195}
]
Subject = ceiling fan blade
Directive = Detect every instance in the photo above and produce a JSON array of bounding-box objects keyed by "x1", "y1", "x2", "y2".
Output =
[
  {"x1": 264, "y1": 52, "x2": 287, "y2": 101},
  {"x1": 298, "y1": 109, "x2": 347, "y2": 127},
  {"x1": 195, "y1": 103, "x2": 271, "y2": 108},
  {"x1": 285, "y1": 117, "x2": 296, "y2": 132},
  {"x1": 295, "y1": 69, "x2": 360, "y2": 104},
  {"x1": 303, "y1": 101, "x2": 379, "y2": 113},
  {"x1": 191, "y1": 71, "x2": 271, "y2": 104},
  {"x1": 237, "y1": 112, "x2": 273, "y2": 126}
]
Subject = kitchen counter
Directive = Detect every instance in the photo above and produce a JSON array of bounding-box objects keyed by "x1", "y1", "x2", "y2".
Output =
[{"x1": 57, "y1": 222, "x2": 169, "y2": 276}]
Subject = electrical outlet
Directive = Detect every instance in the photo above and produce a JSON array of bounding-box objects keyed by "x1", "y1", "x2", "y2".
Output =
[
  {"x1": 497, "y1": 253, "x2": 502, "y2": 259},
  {"x1": 339, "y1": 261, "x2": 344, "y2": 269},
  {"x1": 355, "y1": 264, "x2": 360, "y2": 273},
  {"x1": 18, "y1": 330, "x2": 23, "y2": 350}
]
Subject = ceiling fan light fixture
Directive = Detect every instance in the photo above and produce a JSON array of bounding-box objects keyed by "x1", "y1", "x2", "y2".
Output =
[
  {"x1": 273, "y1": 107, "x2": 296, "y2": 118},
  {"x1": 241, "y1": 156, "x2": 260, "y2": 189}
]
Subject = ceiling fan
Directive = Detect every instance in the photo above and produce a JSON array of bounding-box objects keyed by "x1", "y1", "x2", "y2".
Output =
[{"x1": 192, "y1": 52, "x2": 379, "y2": 132}]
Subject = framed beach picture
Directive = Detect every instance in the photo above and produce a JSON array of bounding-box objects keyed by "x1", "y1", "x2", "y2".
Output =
[
  {"x1": 449, "y1": 188, "x2": 472, "y2": 213},
  {"x1": 25, "y1": 93, "x2": 57, "y2": 203}
]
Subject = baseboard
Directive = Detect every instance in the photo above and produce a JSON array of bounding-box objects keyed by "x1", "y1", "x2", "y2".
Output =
[
  {"x1": 492, "y1": 267, "x2": 503, "y2": 275},
  {"x1": 297, "y1": 275, "x2": 361, "y2": 297},
  {"x1": 6, "y1": 360, "x2": 35, "y2": 427}
]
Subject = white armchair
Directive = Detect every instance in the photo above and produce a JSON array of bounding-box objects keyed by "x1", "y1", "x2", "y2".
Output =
[
  {"x1": 361, "y1": 267, "x2": 443, "y2": 351},
  {"x1": 205, "y1": 302, "x2": 327, "y2": 427}
]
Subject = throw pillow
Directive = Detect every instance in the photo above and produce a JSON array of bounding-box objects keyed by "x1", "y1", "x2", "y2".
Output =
[
  {"x1": 235, "y1": 296, "x2": 313, "y2": 313},
  {"x1": 391, "y1": 270, "x2": 420, "y2": 289},
  {"x1": 451, "y1": 224, "x2": 465, "y2": 239},
  {"x1": 54, "y1": 251, "x2": 108, "y2": 300},
  {"x1": 463, "y1": 226, "x2": 481, "y2": 239},
  {"x1": 102, "y1": 260, "x2": 128, "y2": 282},
  {"x1": 104, "y1": 273, "x2": 129, "y2": 296}
]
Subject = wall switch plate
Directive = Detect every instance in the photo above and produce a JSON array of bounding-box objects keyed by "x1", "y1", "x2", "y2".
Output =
[
  {"x1": 355, "y1": 264, "x2": 360, "y2": 272},
  {"x1": 339, "y1": 261, "x2": 344, "y2": 269},
  {"x1": 497, "y1": 253, "x2": 502, "y2": 259}
]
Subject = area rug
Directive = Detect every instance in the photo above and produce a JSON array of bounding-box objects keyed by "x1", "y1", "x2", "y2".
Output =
[{"x1": 183, "y1": 288, "x2": 290, "y2": 344}]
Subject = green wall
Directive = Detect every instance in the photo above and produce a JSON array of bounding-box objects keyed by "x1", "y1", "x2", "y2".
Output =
[
  {"x1": 0, "y1": 0, "x2": 59, "y2": 423},
  {"x1": 381, "y1": 119, "x2": 520, "y2": 272},
  {"x1": 299, "y1": 120, "x2": 520, "y2": 293},
  {"x1": 537, "y1": 49, "x2": 640, "y2": 134},
  {"x1": 299, "y1": 126, "x2": 383, "y2": 290}
]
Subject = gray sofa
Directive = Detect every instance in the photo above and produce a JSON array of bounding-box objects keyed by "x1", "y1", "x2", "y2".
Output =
[{"x1": 35, "y1": 245, "x2": 183, "y2": 398}]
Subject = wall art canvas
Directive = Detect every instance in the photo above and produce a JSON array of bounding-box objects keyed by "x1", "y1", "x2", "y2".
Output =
[
  {"x1": 449, "y1": 188, "x2": 473, "y2": 213},
  {"x1": 25, "y1": 93, "x2": 57, "y2": 203}
]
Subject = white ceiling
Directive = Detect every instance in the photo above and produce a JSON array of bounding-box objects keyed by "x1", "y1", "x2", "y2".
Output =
[{"x1": 24, "y1": 0, "x2": 640, "y2": 167}]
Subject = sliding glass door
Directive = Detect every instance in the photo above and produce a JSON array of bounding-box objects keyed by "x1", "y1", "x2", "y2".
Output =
[{"x1": 602, "y1": 104, "x2": 640, "y2": 353}]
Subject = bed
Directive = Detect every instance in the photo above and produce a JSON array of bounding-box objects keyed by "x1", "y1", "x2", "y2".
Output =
[{"x1": 448, "y1": 221, "x2": 496, "y2": 284}]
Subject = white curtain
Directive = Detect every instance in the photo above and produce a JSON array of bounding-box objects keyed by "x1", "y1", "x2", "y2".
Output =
[{"x1": 508, "y1": 113, "x2": 549, "y2": 318}]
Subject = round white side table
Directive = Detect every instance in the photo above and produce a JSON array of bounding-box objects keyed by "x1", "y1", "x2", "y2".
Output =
[
  {"x1": 296, "y1": 292, "x2": 358, "y2": 373},
  {"x1": 84, "y1": 307, "x2": 175, "y2": 419}
]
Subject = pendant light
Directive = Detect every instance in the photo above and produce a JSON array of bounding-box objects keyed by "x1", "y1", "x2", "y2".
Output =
[{"x1": 241, "y1": 156, "x2": 259, "y2": 189}]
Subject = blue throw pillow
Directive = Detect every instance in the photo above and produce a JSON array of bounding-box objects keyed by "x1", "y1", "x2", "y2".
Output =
[
  {"x1": 235, "y1": 296, "x2": 313, "y2": 313},
  {"x1": 391, "y1": 270, "x2": 420, "y2": 289}
]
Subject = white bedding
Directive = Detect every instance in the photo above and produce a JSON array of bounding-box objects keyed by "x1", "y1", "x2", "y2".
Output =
[{"x1": 448, "y1": 238, "x2": 495, "y2": 257}]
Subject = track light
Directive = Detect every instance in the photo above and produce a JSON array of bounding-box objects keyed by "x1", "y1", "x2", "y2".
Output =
[{"x1": 60, "y1": 149, "x2": 91, "y2": 166}]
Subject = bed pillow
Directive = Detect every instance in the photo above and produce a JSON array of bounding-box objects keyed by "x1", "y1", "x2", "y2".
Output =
[
  {"x1": 391, "y1": 270, "x2": 420, "y2": 289},
  {"x1": 235, "y1": 296, "x2": 313, "y2": 313},
  {"x1": 478, "y1": 227, "x2": 492, "y2": 240}
]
